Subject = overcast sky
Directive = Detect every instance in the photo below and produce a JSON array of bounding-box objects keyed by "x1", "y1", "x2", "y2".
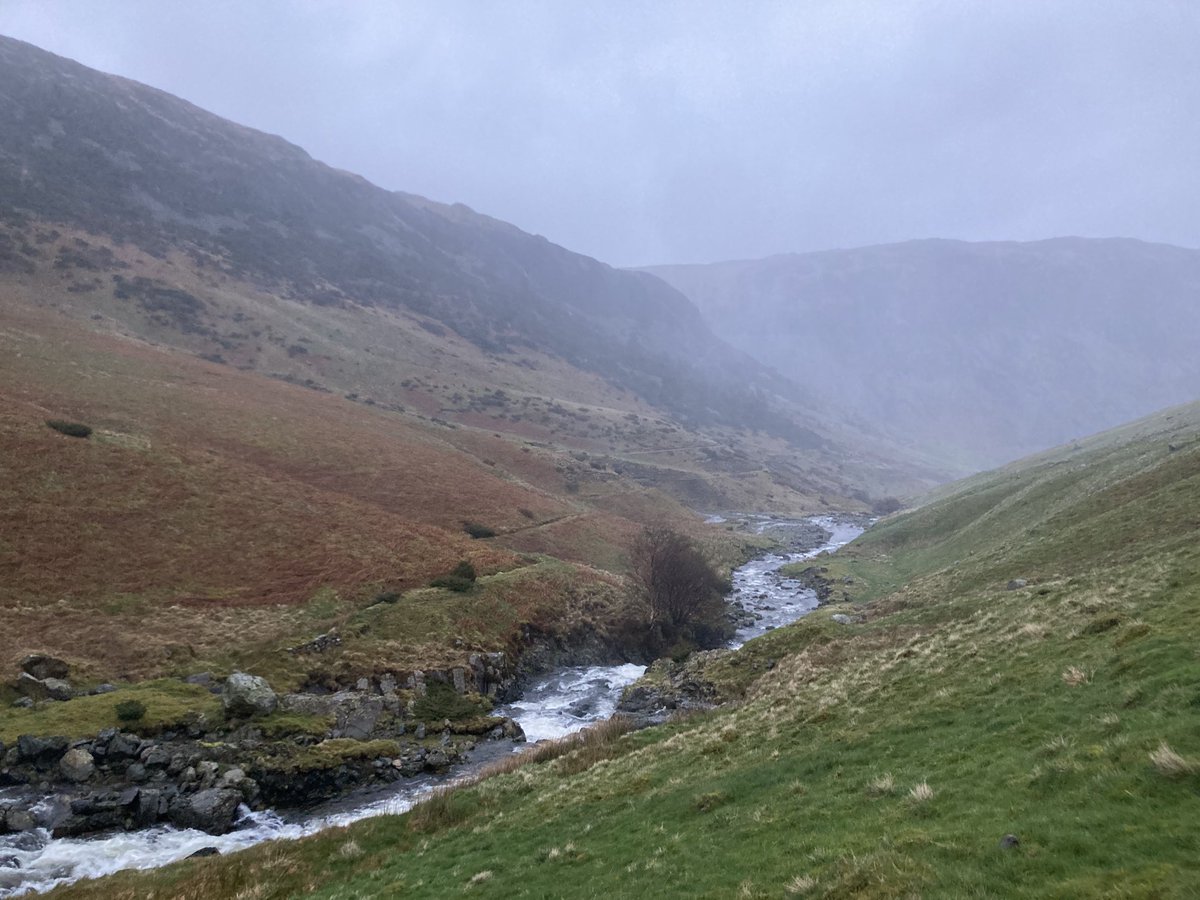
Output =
[{"x1": 2, "y1": 1, "x2": 1198, "y2": 267}]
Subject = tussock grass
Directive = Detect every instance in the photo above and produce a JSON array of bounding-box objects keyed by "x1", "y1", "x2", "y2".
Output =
[
  {"x1": 907, "y1": 780, "x2": 935, "y2": 804},
  {"x1": 1149, "y1": 742, "x2": 1195, "y2": 777}
]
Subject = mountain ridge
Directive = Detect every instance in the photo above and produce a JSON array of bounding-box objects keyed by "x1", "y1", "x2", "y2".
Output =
[{"x1": 644, "y1": 236, "x2": 1200, "y2": 472}]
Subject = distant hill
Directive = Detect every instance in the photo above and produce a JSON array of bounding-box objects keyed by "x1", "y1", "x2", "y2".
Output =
[{"x1": 646, "y1": 238, "x2": 1200, "y2": 472}]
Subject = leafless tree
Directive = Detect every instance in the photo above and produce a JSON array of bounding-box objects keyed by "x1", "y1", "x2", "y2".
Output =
[{"x1": 630, "y1": 526, "x2": 726, "y2": 634}]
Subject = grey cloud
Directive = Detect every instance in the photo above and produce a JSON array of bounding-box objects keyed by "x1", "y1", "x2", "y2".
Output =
[{"x1": 2, "y1": 0, "x2": 1197, "y2": 266}]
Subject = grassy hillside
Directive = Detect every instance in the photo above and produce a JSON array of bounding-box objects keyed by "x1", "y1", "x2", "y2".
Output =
[
  {"x1": 0, "y1": 34, "x2": 943, "y2": 502},
  {"x1": 64, "y1": 398, "x2": 1200, "y2": 897},
  {"x1": 1, "y1": 299, "x2": 756, "y2": 690}
]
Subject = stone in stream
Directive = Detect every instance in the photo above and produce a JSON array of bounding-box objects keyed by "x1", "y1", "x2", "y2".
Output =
[{"x1": 167, "y1": 789, "x2": 243, "y2": 834}]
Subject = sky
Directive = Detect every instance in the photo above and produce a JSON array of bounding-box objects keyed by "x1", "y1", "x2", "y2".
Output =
[{"x1": 2, "y1": 1, "x2": 1198, "y2": 267}]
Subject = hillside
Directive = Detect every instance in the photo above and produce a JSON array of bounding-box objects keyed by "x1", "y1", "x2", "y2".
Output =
[
  {"x1": 646, "y1": 238, "x2": 1200, "y2": 473},
  {"x1": 0, "y1": 35, "x2": 938, "y2": 511},
  {"x1": 69, "y1": 397, "x2": 1200, "y2": 897}
]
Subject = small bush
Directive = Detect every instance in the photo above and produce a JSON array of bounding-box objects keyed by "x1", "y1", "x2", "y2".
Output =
[
  {"x1": 115, "y1": 699, "x2": 147, "y2": 722},
  {"x1": 46, "y1": 419, "x2": 92, "y2": 438},
  {"x1": 429, "y1": 575, "x2": 474, "y2": 593},
  {"x1": 412, "y1": 682, "x2": 491, "y2": 723},
  {"x1": 431, "y1": 560, "x2": 476, "y2": 592},
  {"x1": 462, "y1": 521, "x2": 496, "y2": 539}
]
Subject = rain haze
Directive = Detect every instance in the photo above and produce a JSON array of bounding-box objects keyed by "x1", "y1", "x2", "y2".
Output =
[{"x1": 2, "y1": 0, "x2": 1197, "y2": 267}]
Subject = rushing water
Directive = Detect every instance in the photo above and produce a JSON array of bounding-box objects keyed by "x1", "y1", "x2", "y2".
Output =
[
  {"x1": 730, "y1": 515, "x2": 864, "y2": 647},
  {"x1": 0, "y1": 516, "x2": 861, "y2": 896}
]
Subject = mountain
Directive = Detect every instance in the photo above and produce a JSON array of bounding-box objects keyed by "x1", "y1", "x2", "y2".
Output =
[
  {"x1": 645, "y1": 238, "x2": 1200, "y2": 473},
  {"x1": 0, "y1": 35, "x2": 938, "y2": 513},
  {"x1": 65, "y1": 366, "x2": 1200, "y2": 896}
]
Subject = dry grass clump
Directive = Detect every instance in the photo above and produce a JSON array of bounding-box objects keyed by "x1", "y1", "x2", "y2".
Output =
[
  {"x1": 481, "y1": 715, "x2": 636, "y2": 780},
  {"x1": 907, "y1": 781, "x2": 935, "y2": 803},
  {"x1": 337, "y1": 839, "x2": 363, "y2": 860},
  {"x1": 1149, "y1": 742, "x2": 1196, "y2": 777},
  {"x1": 465, "y1": 869, "x2": 494, "y2": 888},
  {"x1": 1061, "y1": 665, "x2": 1090, "y2": 686},
  {"x1": 866, "y1": 772, "x2": 896, "y2": 797},
  {"x1": 785, "y1": 874, "x2": 818, "y2": 894}
]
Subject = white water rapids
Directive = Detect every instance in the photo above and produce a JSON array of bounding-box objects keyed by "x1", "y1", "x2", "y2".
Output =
[{"x1": 0, "y1": 516, "x2": 862, "y2": 896}]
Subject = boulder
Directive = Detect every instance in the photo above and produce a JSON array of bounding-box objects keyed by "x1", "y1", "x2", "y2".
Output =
[
  {"x1": 331, "y1": 692, "x2": 384, "y2": 740},
  {"x1": 41, "y1": 678, "x2": 74, "y2": 701},
  {"x1": 222, "y1": 673, "x2": 277, "y2": 718},
  {"x1": 59, "y1": 747, "x2": 96, "y2": 783},
  {"x1": 15, "y1": 673, "x2": 49, "y2": 700},
  {"x1": 16, "y1": 735, "x2": 68, "y2": 767},
  {"x1": 168, "y1": 789, "x2": 242, "y2": 834},
  {"x1": 20, "y1": 654, "x2": 69, "y2": 680},
  {"x1": 2, "y1": 806, "x2": 37, "y2": 833},
  {"x1": 1006, "y1": 578, "x2": 1028, "y2": 591}
]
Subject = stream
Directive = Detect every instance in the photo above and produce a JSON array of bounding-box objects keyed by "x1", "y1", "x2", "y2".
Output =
[{"x1": 0, "y1": 515, "x2": 862, "y2": 896}]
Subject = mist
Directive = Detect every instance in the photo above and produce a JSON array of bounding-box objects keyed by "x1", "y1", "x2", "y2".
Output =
[{"x1": 2, "y1": 0, "x2": 1198, "y2": 267}]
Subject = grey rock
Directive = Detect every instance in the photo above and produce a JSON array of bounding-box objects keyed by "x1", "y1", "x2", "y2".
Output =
[
  {"x1": 59, "y1": 747, "x2": 96, "y2": 783},
  {"x1": 20, "y1": 654, "x2": 69, "y2": 680},
  {"x1": 999, "y1": 833, "x2": 1020, "y2": 849},
  {"x1": 830, "y1": 613, "x2": 861, "y2": 625},
  {"x1": 184, "y1": 672, "x2": 213, "y2": 687},
  {"x1": 1006, "y1": 579, "x2": 1028, "y2": 591},
  {"x1": 15, "y1": 673, "x2": 50, "y2": 700},
  {"x1": 16, "y1": 735, "x2": 68, "y2": 766},
  {"x1": 142, "y1": 745, "x2": 172, "y2": 769},
  {"x1": 3, "y1": 807, "x2": 37, "y2": 832},
  {"x1": 355, "y1": 677, "x2": 370, "y2": 692},
  {"x1": 125, "y1": 763, "x2": 147, "y2": 783},
  {"x1": 11, "y1": 697, "x2": 33, "y2": 709},
  {"x1": 41, "y1": 678, "x2": 74, "y2": 701},
  {"x1": 168, "y1": 789, "x2": 242, "y2": 834},
  {"x1": 90, "y1": 683, "x2": 117, "y2": 695},
  {"x1": 331, "y1": 692, "x2": 383, "y2": 740},
  {"x1": 187, "y1": 846, "x2": 220, "y2": 858},
  {"x1": 105, "y1": 732, "x2": 140, "y2": 761},
  {"x1": 278, "y1": 692, "x2": 335, "y2": 717},
  {"x1": 222, "y1": 672, "x2": 277, "y2": 718}
]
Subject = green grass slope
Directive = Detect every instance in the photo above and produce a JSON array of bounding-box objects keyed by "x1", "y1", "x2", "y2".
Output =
[{"x1": 50, "y1": 402, "x2": 1200, "y2": 898}]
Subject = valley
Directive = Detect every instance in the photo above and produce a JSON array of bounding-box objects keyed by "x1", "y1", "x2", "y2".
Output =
[{"x1": 0, "y1": 27, "x2": 1196, "y2": 900}]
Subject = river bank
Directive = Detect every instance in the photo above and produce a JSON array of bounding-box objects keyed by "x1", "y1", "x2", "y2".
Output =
[{"x1": 0, "y1": 514, "x2": 864, "y2": 896}]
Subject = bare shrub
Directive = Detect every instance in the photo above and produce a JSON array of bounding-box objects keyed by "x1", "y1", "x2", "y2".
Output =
[{"x1": 630, "y1": 525, "x2": 729, "y2": 652}]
